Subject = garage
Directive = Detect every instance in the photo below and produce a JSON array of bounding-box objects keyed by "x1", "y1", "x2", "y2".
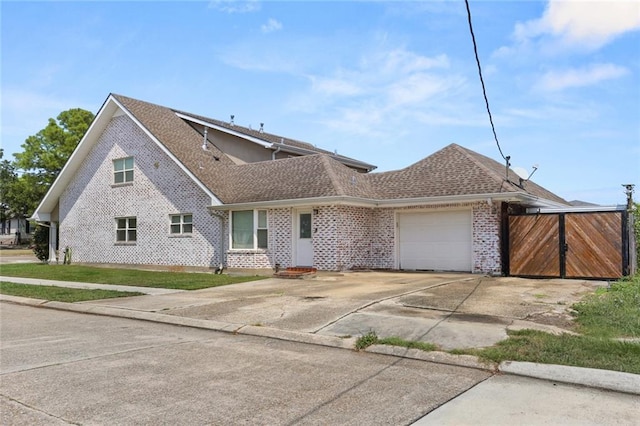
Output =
[{"x1": 397, "y1": 210, "x2": 472, "y2": 272}]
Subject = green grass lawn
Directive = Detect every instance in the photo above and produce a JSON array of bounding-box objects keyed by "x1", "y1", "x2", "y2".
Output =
[
  {"x1": 573, "y1": 276, "x2": 640, "y2": 338},
  {"x1": 0, "y1": 281, "x2": 144, "y2": 302},
  {"x1": 461, "y1": 330, "x2": 640, "y2": 374},
  {"x1": 0, "y1": 263, "x2": 265, "y2": 290}
]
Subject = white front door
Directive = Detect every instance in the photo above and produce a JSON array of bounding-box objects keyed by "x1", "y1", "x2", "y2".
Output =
[{"x1": 296, "y1": 210, "x2": 313, "y2": 266}]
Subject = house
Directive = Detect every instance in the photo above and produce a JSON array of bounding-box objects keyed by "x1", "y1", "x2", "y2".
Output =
[
  {"x1": 31, "y1": 94, "x2": 568, "y2": 274},
  {"x1": 0, "y1": 215, "x2": 31, "y2": 243}
]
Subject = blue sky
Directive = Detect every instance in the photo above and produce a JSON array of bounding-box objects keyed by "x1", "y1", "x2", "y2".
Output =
[{"x1": 2, "y1": 0, "x2": 639, "y2": 205}]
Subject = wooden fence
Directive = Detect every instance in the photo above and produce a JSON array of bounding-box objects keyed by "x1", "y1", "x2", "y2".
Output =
[{"x1": 506, "y1": 210, "x2": 632, "y2": 280}]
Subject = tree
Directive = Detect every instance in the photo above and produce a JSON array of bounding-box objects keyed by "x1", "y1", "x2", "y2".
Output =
[
  {"x1": 0, "y1": 149, "x2": 17, "y2": 232},
  {"x1": 15, "y1": 108, "x2": 95, "y2": 184},
  {"x1": 10, "y1": 108, "x2": 94, "y2": 217}
]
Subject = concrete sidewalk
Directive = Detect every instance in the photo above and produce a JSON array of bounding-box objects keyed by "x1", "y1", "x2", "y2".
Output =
[
  {"x1": 1, "y1": 272, "x2": 638, "y2": 401},
  {"x1": 0, "y1": 276, "x2": 184, "y2": 295}
]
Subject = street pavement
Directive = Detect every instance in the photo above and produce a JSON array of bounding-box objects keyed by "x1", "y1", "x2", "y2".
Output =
[
  {"x1": 1, "y1": 303, "x2": 490, "y2": 425},
  {"x1": 1, "y1": 269, "x2": 639, "y2": 424}
]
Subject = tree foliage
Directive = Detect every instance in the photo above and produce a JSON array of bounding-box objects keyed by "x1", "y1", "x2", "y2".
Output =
[
  {"x1": 0, "y1": 149, "x2": 17, "y2": 218},
  {"x1": 15, "y1": 108, "x2": 95, "y2": 183},
  {"x1": 7, "y1": 108, "x2": 94, "y2": 217},
  {"x1": 633, "y1": 202, "x2": 640, "y2": 271}
]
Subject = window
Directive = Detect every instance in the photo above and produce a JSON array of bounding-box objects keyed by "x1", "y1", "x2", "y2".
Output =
[
  {"x1": 257, "y1": 210, "x2": 268, "y2": 249},
  {"x1": 170, "y1": 214, "x2": 193, "y2": 235},
  {"x1": 116, "y1": 217, "x2": 137, "y2": 242},
  {"x1": 113, "y1": 157, "x2": 134, "y2": 184},
  {"x1": 231, "y1": 210, "x2": 268, "y2": 249},
  {"x1": 299, "y1": 213, "x2": 312, "y2": 239}
]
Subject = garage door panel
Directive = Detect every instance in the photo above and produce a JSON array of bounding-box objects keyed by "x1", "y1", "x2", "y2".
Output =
[{"x1": 398, "y1": 211, "x2": 472, "y2": 272}]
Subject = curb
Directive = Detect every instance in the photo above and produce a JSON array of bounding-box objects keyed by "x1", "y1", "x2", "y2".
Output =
[
  {"x1": 365, "y1": 344, "x2": 496, "y2": 371},
  {"x1": 1, "y1": 295, "x2": 485, "y2": 371},
  {"x1": 499, "y1": 361, "x2": 640, "y2": 396}
]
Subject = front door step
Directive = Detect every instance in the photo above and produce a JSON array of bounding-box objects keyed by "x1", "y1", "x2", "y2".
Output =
[{"x1": 274, "y1": 267, "x2": 317, "y2": 279}]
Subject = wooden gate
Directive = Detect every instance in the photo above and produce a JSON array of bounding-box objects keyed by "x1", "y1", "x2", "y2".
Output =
[{"x1": 507, "y1": 210, "x2": 630, "y2": 279}]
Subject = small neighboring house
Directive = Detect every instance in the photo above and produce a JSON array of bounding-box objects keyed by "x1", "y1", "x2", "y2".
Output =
[
  {"x1": 0, "y1": 216, "x2": 31, "y2": 242},
  {"x1": 31, "y1": 94, "x2": 568, "y2": 274}
]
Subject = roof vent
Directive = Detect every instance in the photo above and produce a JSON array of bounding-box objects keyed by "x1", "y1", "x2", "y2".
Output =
[
  {"x1": 230, "y1": 115, "x2": 235, "y2": 126},
  {"x1": 202, "y1": 127, "x2": 209, "y2": 151},
  {"x1": 280, "y1": 137, "x2": 285, "y2": 144},
  {"x1": 259, "y1": 123, "x2": 264, "y2": 133}
]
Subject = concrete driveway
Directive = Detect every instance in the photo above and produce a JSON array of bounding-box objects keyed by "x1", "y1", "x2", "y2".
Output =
[{"x1": 81, "y1": 272, "x2": 605, "y2": 351}]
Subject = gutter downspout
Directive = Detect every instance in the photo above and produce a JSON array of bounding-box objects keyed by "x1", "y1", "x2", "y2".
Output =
[{"x1": 271, "y1": 145, "x2": 282, "y2": 161}]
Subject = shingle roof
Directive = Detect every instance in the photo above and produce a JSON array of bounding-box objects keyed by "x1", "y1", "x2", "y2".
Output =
[
  {"x1": 112, "y1": 94, "x2": 567, "y2": 206},
  {"x1": 370, "y1": 144, "x2": 567, "y2": 204}
]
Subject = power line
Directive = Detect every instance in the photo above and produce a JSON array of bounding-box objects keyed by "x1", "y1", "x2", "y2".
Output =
[{"x1": 464, "y1": 0, "x2": 507, "y2": 161}]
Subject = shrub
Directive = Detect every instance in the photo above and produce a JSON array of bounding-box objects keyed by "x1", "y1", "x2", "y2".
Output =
[{"x1": 32, "y1": 225, "x2": 49, "y2": 262}]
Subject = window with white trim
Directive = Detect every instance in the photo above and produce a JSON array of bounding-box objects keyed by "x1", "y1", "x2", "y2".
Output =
[
  {"x1": 113, "y1": 157, "x2": 134, "y2": 184},
  {"x1": 231, "y1": 210, "x2": 268, "y2": 249},
  {"x1": 170, "y1": 214, "x2": 193, "y2": 235},
  {"x1": 116, "y1": 217, "x2": 137, "y2": 242}
]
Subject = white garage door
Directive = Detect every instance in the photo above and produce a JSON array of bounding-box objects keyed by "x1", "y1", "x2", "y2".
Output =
[{"x1": 398, "y1": 210, "x2": 472, "y2": 272}]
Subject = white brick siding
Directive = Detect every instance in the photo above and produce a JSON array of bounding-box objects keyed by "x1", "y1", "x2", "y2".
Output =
[
  {"x1": 472, "y1": 201, "x2": 502, "y2": 274},
  {"x1": 59, "y1": 115, "x2": 224, "y2": 268}
]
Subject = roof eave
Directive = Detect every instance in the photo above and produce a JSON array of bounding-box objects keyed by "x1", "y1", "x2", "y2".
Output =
[
  {"x1": 269, "y1": 143, "x2": 377, "y2": 172},
  {"x1": 209, "y1": 192, "x2": 549, "y2": 210}
]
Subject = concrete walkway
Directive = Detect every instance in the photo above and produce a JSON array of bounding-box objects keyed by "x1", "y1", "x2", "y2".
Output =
[
  {"x1": 0, "y1": 276, "x2": 184, "y2": 295},
  {"x1": 1, "y1": 273, "x2": 638, "y2": 405}
]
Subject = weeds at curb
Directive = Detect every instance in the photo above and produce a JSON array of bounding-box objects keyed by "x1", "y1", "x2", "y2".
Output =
[{"x1": 355, "y1": 330, "x2": 379, "y2": 350}]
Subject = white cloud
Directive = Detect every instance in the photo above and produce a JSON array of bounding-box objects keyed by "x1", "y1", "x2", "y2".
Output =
[
  {"x1": 515, "y1": 0, "x2": 640, "y2": 49},
  {"x1": 386, "y1": 73, "x2": 459, "y2": 107},
  {"x1": 310, "y1": 76, "x2": 363, "y2": 97},
  {"x1": 297, "y1": 48, "x2": 470, "y2": 138},
  {"x1": 208, "y1": 0, "x2": 260, "y2": 14},
  {"x1": 362, "y1": 50, "x2": 449, "y2": 76},
  {"x1": 261, "y1": 18, "x2": 282, "y2": 34},
  {"x1": 536, "y1": 63, "x2": 629, "y2": 91}
]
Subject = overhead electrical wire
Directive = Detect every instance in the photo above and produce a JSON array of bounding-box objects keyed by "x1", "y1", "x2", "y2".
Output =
[{"x1": 464, "y1": 0, "x2": 507, "y2": 162}]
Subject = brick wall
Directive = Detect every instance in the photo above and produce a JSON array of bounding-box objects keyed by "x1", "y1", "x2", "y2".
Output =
[
  {"x1": 270, "y1": 208, "x2": 293, "y2": 268},
  {"x1": 312, "y1": 206, "x2": 338, "y2": 270},
  {"x1": 59, "y1": 114, "x2": 224, "y2": 268},
  {"x1": 472, "y1": 201, "x2": 502, "y2": 274},
  {"x1": 306, "y1": 202, "x2": 502, "y2": 273}
]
